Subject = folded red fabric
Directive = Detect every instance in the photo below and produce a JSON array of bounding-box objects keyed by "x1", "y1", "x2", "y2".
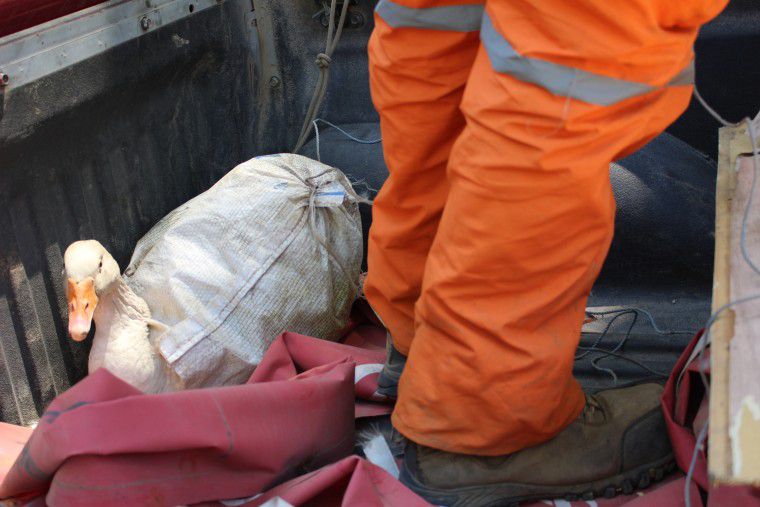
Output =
[{"x1": 0, "y1": 331, "x2": 392, "y2": 506}]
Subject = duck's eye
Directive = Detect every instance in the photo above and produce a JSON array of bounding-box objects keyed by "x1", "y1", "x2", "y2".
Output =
[
  {"x1": 84, "y1": 302, "x2": 90, "y2": 310},
  {"x1": 98, "y1": 258, "x2": 103, "y2": 271}
]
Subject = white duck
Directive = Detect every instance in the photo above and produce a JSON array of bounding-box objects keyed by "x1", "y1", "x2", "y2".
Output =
[{"x1": 64, "y1": 240, "x2": 183, "y2": 393}]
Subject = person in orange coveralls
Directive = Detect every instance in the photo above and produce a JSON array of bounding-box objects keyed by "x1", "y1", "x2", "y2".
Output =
[{"x1": 363, "y1": 1, "x2": 728, "y2": 504}]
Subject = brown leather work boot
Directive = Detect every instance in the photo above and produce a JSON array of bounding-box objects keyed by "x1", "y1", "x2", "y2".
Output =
[{"x1": 399, "y1": 383, "x2": 674, "y2": 506}]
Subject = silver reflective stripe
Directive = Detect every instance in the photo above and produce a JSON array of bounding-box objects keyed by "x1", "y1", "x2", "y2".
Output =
[
  {"x1": 480, "y1": 13, "x2": 694, "y2": 106},
  {"x1": 375, "y1": 0, "x2": 483, "y2": 32},
  {"x1": 668, "y1": 60, "x2": 695, "y2": 87}
]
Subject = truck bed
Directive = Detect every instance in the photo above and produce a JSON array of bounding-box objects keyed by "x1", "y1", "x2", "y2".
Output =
[{"x1": 0, "y1": 0, "x2": 758, "y2": 425}]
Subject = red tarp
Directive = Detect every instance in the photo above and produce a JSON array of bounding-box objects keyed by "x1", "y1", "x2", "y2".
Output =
[
  {"x1": 0, "y1": 311, "x2": 758, "y2": 506},
  {"x1": 0, "y1": 0, "x2": 107, "y2": 39},
  {"x1": 203, "y1": 455, "x2": 432, "y2": 507},
  {"x1": 0, "y1": 330, "x2": 392, "y2": 506},
  {"x1": 661, "y1": 331, "x2": 760, "y2": 507},
  {"x1": 0, "y1": 423, "x2": 32, "y2": 485}
]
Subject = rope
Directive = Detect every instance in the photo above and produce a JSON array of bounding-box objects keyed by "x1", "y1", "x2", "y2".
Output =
[
  {"x1": 292, "y1": 0, "x2": 351, "y2": 154},
  {"x1": 277, "y1": 162, "x2": 372, "y2": 306}
]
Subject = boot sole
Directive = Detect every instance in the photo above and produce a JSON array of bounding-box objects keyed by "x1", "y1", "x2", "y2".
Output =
[{"x1": 399, "y1": 453, "x2": 676, "y2": 507}]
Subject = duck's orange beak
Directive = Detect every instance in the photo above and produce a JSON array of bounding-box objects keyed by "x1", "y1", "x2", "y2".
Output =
[{"x1": 67, "y1": 278, "x2": 98, "y2": 342}]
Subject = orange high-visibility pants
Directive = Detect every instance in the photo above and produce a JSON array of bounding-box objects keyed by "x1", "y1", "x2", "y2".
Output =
[{"x1": 364, "y1": 0, "x2": 727, "y2": 455}]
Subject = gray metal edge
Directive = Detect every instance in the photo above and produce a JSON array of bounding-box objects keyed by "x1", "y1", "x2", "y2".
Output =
[{"x1": 0, "y1": 0, "x2": 221, "y2": 91}]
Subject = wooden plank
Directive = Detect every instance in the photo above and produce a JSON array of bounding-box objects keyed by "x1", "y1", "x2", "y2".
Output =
[
  {"x1": 709, "y1": 122, "x2": 758, "y2": 484},
  {"x1": 709, "y1": 125, "x2": 737, "y2": 482},
  {"x1": 727, "y1": 151, "x2": 760, "y2": 484}
]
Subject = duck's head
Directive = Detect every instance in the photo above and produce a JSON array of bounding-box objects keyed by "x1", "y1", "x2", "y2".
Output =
[{"x1": 63, "y1": 240, "x2": 121, "y2": 342}]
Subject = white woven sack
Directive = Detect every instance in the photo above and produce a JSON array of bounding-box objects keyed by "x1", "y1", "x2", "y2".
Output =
[{"x1": 123, "y1": 153, "x2": 362, "y2": 388}]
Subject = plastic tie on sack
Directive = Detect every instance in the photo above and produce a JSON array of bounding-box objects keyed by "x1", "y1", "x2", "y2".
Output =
[{"x1": 314, "y1": 181, "x2": 349, "y2": 207}]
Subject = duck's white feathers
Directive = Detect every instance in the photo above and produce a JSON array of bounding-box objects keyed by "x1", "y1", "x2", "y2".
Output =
[{"x1": 65, "y1": 240, "x2": 183, "y2": 394}]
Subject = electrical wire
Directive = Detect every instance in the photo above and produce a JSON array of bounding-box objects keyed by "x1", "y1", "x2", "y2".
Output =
[
  {"x1": 686, "y1": 421, "x2": 710, "y2": 506},
  {"x1": 576, "y1": 310, "x2": 637, "y2": 360},
  {"x1": 693, "y1": 89, "x2": 760, "y2": 278},
  {"x1": 577, "y1": 309, "x2": 674, "y2": 381},
  {"x1": 590, "y1": 311, "x2": 639, "y2": 382},
  {"x1": 586, "y1": 307, "x2": 696, "y2": 335},
  {"x1": 312, "y1": 118, "x2": 382, "y2": 162},
  {"x1": 683, "y1": 295, "x2": 760, "y2": 507},
  {"x1": 578, "y1": 348, "x2": 670, "y2": 378}
]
